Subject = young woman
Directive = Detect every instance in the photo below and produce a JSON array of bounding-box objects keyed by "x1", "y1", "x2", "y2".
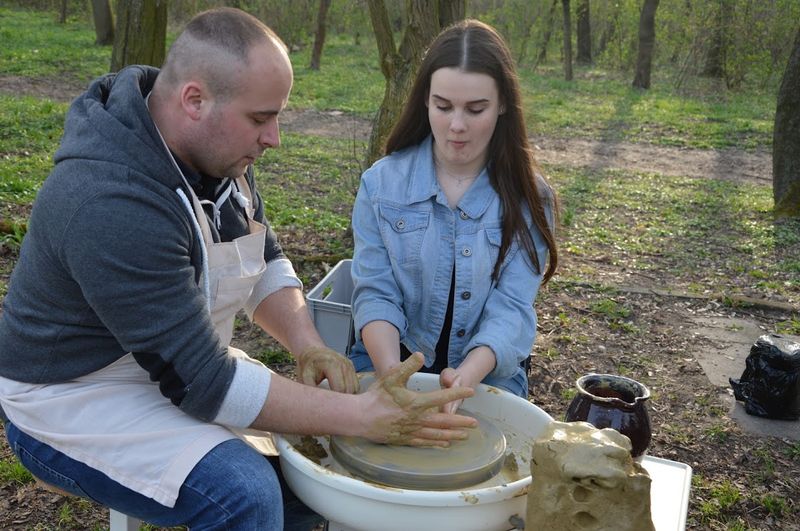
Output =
[{"x1": 350, "y1": 19, "x2": 559, "y2": 410}]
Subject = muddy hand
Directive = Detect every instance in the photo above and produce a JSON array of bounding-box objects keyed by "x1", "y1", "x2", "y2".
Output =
[
  {"x1": 368, "y1": 352, "x2": 477, "y2": 447},
  {"x1": 297, "y1": 345, "x2": 359, "y2": 394}
]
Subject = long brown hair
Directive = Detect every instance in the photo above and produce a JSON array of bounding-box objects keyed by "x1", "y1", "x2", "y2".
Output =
[{"x1": 385, "y1": 19, "x2": 558, "y2": 284}]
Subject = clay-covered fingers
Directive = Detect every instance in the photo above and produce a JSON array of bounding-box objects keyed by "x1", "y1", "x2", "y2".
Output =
[
  {"x1": 442, "y1": 399, "x2": 463, "y2": 415},
  {"x1": 418, "y1": 410, "x2": 476, "y2": 430},
  {"x1": 380, "y1": 351, "x2": 425, "y2": 388},
  {"x1": 410, "y1": 385, "x2": 475, "y2": 413},
  {"x1": 298, "y1": 346, "x2": 359, "y2": 394},
  {"x1": 322, "y1": 360, "x2": 360, "y2": 394},
  {"x1": 386, "y1": 411, "x2": 476, "y2": 446},
  {"x1": 401, "y1": 426, "x2": 471, "y2": 447}
]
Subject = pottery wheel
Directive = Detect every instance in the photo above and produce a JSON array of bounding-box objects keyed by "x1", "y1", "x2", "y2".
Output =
[{"x1": 330, "y1": 410, "x2": 507, "y2": 490}]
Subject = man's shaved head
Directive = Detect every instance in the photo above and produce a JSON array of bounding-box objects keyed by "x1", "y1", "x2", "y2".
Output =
[{"x1": 159, "y1": 7, "x2": 288, "y2": 101}]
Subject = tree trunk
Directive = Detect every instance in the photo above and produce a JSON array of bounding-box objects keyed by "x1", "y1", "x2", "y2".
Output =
[
  {"x1": 365, "y1": 0, "x2": 465, "y2": 166},
  {"x1": 534, "y1": 0, "x2": 559, "y2": 69},
  {"x1": 91, "y1": 0, "x2": 114, "y2": 46},
  {"x1": 110, "y1": 0, "x2": 168, "y2": 72},
  {"x1": 576, "y1": 0, "x2": 591, "y2": 65},
  {"x1": 701, "y1": 0, "x2": 729, "y2": 78},
  {"x1": 773, "y1": 25, "x2": 800, "y2": 217},
  {"x1": 632, "y1": 0, "x2": 659, "y2": 89},
  {"x1": 58, "y1": 0, "x2": 68, "y2": 23},
  {"x1": 438, "y1": 0, "x2": 465, "y2": 27},
  {"x1": 562, "y1": 0, "x2": 573, "y2": 81},
  {"x1": 310, "y1": 0, "x2": 332, "y2": 70}
]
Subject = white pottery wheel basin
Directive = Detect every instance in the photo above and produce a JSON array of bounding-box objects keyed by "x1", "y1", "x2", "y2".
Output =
[{"x1": 276, "y1": 373, "x2": 554, "y2": 531}]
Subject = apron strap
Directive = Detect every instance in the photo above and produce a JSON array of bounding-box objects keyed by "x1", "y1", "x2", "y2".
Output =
[
  {"x1": 233, "y1": 175, "x2": 256, "y2": 219},
  {"x1": 199, "y1": 180, "x2": 234, "y2": 230}
]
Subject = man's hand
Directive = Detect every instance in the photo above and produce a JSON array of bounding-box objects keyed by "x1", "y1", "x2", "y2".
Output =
[
  {"x1": 361, "y1": 352, "x2": 477, "y2": 447},
  {"x1": 297, "y1": 345, "x2": 359, "y2": 394}
]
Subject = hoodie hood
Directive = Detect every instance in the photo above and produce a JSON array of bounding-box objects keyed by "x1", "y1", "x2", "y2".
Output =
[{"x1": 55, "y1": 65, "x2": 184, "y2": 190}]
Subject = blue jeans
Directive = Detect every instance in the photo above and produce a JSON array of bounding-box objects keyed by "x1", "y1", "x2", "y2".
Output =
[{"x1": 4, "y1": 421, "x2": 323, "y2": 530}]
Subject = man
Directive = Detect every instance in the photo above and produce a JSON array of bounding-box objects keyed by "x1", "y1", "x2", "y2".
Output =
[{"x1": 0, "y1": 8, "x2": 475, "y2": 529}]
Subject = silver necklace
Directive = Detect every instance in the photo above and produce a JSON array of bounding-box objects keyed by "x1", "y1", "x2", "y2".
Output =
[{"x1": 433, "y1": 155, "x2": 482, "y2": 186}]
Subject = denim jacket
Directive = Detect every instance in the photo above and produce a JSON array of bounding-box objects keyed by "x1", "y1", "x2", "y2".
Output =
[{"x1": 349, "y1": 136, "x2": 552, "y2": 397}]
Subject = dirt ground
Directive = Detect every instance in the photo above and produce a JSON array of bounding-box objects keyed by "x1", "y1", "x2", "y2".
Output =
[{"x1": 0, "y1": 76, "x2": 795, "y2": 530}]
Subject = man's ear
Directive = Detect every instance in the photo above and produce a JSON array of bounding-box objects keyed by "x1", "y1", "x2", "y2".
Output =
[{"x1": 179, "y1": 81, "x2": 205, "y2": 121}]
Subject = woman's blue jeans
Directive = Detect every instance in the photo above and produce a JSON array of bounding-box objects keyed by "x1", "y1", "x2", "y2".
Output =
[{"x1": 4, "y1": 420, "x2": 322, "y2": 530}]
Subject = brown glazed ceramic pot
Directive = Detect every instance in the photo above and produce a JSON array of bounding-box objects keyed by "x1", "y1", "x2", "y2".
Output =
[{"x1": 564, "y1": 373, "x2": 652, "y2": 458}]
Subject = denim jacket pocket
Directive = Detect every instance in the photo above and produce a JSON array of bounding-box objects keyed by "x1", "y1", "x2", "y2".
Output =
[
  {"x1": 379, "y1": 203, "x2": 430, "y2": 265},
  {"x1": 484, "y1": 227, "x2": 521, "y2": 273}
]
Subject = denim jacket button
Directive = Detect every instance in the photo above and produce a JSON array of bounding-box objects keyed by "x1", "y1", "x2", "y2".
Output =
[
  {"x1": 456, "y1": 329, "x2": 466, "y2": 337},
  {"x1": 459, "y1": 210, "x2": 469, "y2": 220},
  {"x1": 395, "y1": 219, "x2": 405, "y2": 230},
  {"x1": 461, "y1": 291, "x2": 471, "y2": 300},
  {"x1": 462, "y1": 247, "x2": 472, "y2": 256}
]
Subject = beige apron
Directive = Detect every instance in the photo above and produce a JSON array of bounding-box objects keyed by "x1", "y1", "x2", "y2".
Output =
[
  {"x1": 0, "y1": 173, "x2": 279, "y2": 507},
  {"x1": 179, "y1": 175, "x2": 279, "y2": 456},
  {"x1": 185, "y1": 175, "x2": 267, "y2": 346}
]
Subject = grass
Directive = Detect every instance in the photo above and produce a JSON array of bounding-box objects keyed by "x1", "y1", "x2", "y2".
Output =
[
  {"x1": 519, "y1": 65, "x2": 775, "y2": 149},
  {"x1": 0, "y1": 9, "x2": 110, "y2": 82},
  {"x1": 553, "y1": 166, "x2": 799, "y2": 303},
  {"x1": 0, "y1": 457, "x2": 33, "y2": 485}
]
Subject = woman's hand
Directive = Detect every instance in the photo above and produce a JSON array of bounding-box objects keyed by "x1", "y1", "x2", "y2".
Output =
[
  {"x1": 439, "y1": 368, "x2": 466, "y2": 414},
  {"x1": 439, "y1": 346, "x2": 498, "y2": 413},
  {"x1": 359, "y1": 352, "x2": 477, "y2": 446}
]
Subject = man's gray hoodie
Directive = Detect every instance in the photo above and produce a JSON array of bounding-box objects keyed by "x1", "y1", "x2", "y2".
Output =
[{"x1": 0, "y1": 66, "x2": 285, "y2": 423}]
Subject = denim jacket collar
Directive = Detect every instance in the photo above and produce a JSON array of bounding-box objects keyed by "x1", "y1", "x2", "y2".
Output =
[{"x1": 406, "y1": 136, "x2": 495, "y2": 219}]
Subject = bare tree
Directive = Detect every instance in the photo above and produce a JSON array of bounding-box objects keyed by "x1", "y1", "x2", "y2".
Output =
[
  {"x1": 562, "y1": 0, "x2": 573, "y2": 81},
  {"x1": 365, "y1": 0, "x2": 465, "y2": 166},
  {"x1": 533, "y1": 0, "x2": 559, "y2": 70},
  {"x1": 310, "y1": 0, "x2": 332, "y2": 70},
  {"x1": 773, "y1": 25, "x2": 800, "y2": 217},
  {"x1": 110, "y1": 0, "x2": 167, "y2": 72},
  {"x1": 632, "y1": 0, "x2": 659, "y2": 89},
  {"x1": 91, "y1": 0, "x2": 114, "y2": 46},
  {"x1": 58, "y1": 0, "x2": 67, "y2": 23},
  {"x1": 701, "y1": 2, "x2": 726, "y2": 78},
  {"x1": 576, "y1": 0, "x2": 591, "y2": 65}
]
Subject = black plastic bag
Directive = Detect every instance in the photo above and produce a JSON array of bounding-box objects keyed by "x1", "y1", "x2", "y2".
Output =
[{"x1": 729, "y1": 334, "x2": 800, "y2": 420}]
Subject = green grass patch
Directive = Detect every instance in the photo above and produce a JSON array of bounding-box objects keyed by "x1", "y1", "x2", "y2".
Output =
[
  {"x1": 549, "y1": 165, "x2": 799, "y2": 303},
  {"x1": 0, "y1": 7, "x2": 110, "y2": 82},
  {"x1": 0, "y1": 94, "x2": 67, "y2": 203},
  {"x1": 256, "y1": 132, "x2": 363, "y2": 235},
  {"x1": 0, "y1": 457, "x2": 33, "y2": 485},
  {"x1": 252, "y1": 347, "x2": 294, "y2": 366},
  {"x1": 521, "y1": 66, "x2": 775, "y2": 149},
  {"x1": 289, "y1": 34, "x2": 384, "y2": 117}
]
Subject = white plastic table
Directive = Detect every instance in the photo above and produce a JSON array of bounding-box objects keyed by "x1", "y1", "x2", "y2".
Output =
[{"x1": 641, "y1": 456, "x2": 693, "y2": 531}]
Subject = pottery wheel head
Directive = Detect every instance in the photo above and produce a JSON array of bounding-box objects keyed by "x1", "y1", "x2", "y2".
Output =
[{"x1": 330, "y1": 410, "x2": 507, "y2": 490}]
